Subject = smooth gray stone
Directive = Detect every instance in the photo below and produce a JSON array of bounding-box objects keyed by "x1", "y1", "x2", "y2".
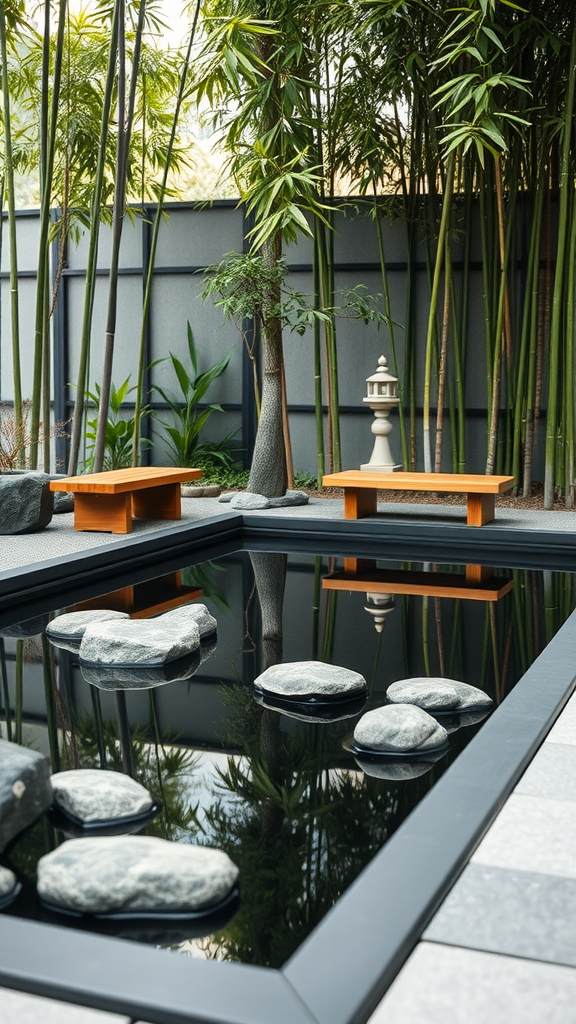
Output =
[
  {"x1": 79, "y1": 618, "x2": 201, "y2": 667},
  {"x1": 37, "y1": 835, "x2": 239, "y2": 915},
  {"x1": 0, "y1": 865, "x2": 17, "y2": 898},
  {"x1": 268, "y1": 490, "x2": 309, "y2": 507},
  {"x1": 181, "y1": 484, "x2": 221, "y2": 498},
  {"x1": 0, "y1": 740, "x2": 53, "y2": 852},
  {"x1": 218, "y1": 492, "x2": 235, "y2": 503},
  {"x1": 159, "y1": 602, "x2": 217, "y2": 639},
  {"x1": 229, "y1": 491, "x2": 271, "y2": 509},
  {"x1": 425, "y1": 863, "x2": 576, "y2": 968},
  {"x1": 0, "y1": 472, "x2": 53, "y2": 534},
  {"x1": 51, "y1": 770, "x2": 154, "y2": 824},
  {"x1": 354, "y1": 704, "x2": 448, "y2": 753},
  {"x1": 46, "y1": 610, "x2": 130, "y2": 643},
  {"x1": 48, "y1": 476, "x2": 74, "y2": 514},
  {"x1": 0, "y1": 614, "x2": 49, "y2": 638},
  {"x1": 441, "y1": 708, "x2": 491, "y2": 733},
  {"x1": 387, "y1": 677, "x2": 493, "y2": 712},
  {"x1": 255, "y1": 660, "x2": 367, "y2": 700}
]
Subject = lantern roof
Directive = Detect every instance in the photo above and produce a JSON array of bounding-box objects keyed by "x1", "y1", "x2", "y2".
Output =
[{"x1": 366, "y1": 354, "x2": 398, "y2": 385}]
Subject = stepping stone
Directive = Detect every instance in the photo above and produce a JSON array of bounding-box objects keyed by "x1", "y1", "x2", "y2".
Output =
[
  {"x1": 46, "y1": 610, "x2": 130, "y2": 652},
  {"x1": 80, "y1": 649, "x2": 201, "y2": 690},
  {"x1": 353, "y1": 704, "x2": 448, "y2": 755},
  {"x1": 159, "y1": 603, "x2": 217, "y2": 639},
  {"x1": 37, "y1": 836, "x2": 239, "y2": 917},
  {"x1": 0, "y1": 865, "x2": 19, "y2": 907},
  {"x1": 254, "y1": 661, "x2": 367, "y2": 703},
  {"x1": 79, "y1": 618, "x2": 201, "y2": 668},
  {"x1": 50, "y1": 770, "x2": 157, "y2": 835},
  {"x1": 386, "y1": 677, "x2": 493, "y2": 713},
  {"x1": 0, "y1": 740, "x2": 53, "y2": 853}
]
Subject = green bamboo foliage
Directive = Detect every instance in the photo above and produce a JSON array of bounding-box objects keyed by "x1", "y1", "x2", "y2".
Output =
[{"x1": 0, "y1": 0, "x2": 22, "y2": 436}]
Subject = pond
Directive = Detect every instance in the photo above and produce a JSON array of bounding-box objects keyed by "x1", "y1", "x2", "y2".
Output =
[{"x1": 1, "y1": 549, "x2": 575, "y2": 967}]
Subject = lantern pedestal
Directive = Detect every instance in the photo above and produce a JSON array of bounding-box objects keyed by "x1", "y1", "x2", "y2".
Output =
[{"x1": 361, "y1": 355, "x2": 403, "y2": 473}]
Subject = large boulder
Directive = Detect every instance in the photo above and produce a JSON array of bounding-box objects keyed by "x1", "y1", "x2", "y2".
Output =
[
  {"x1": 254, "y1": 661, "x2": 367, "y2": 703},
  {"x1": 0, "y1": 740, "x2": 53, "y2": 852},
  {"x1": 79, "y1": 617, "x2": 201, "y2": 668},
  {"x1": 386, "y1": 677, "x2": 493, "y2": 713},
  {"x1": 37, "y1": 836, "x2": 239, "y2": 916},
  {"x1": 0, "y1": 472, "x2": 53, "y2": 534},
  {"x1": 50, "y1": 769, "x2": 154, "y2": 825},
  {"x1": 353, "y1": 704, "x2": 448, "y2": 755}
]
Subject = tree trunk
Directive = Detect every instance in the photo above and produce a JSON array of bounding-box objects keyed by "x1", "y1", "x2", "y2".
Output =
[{"x1": 247, "y1": 231, "x2": 287, "y2": 497}]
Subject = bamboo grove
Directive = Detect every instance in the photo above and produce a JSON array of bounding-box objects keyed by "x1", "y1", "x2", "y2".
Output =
[{"x1": 0, "y1": 0, "x2": 575, "y2": 504}]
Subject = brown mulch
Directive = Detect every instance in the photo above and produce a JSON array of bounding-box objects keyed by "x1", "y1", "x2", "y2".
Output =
[{"x1": 304, "y1": 482, "x2": 575, "y2": 513}]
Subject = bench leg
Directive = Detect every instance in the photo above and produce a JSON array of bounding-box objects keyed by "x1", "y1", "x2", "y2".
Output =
[
  {"x1": 74, "y1": 493, "x2": 132, "y2": 533},
  {"x1": 344, "y1": 488, "x2": 378, "y2": 520},
  {"x1": 467, "y1": 493, "x2": 495, "y2": 526},
  {"x1": 132, "y1": 482, "x2": 181, "y2": 521},
  {"x1": 465, "y1": 564, "x2": 494, "y2": 583},
  {"x1": 343, "y1": 558, "x2": 377, "y2": 574}
]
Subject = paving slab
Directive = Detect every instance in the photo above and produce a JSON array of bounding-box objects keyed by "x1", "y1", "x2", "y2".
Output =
[
  {"x1": 0, "y1": 987, "x2": 130, "y2": 1024},
  {"x1": 514, "y1": 741, "x2": 576, "y2": 801},
  {"x1": 424, "y1": 863, "x2": 576, "y2": 966},
  {"x1": 471, "y1": 794, "x2": 576, "y2": 878},
  {"x1": 546, "y1": 691, "x2": 576, "y2": 745},
  {"x1": 367, "y1": 942, "x2": 576, "y2": 1024}
]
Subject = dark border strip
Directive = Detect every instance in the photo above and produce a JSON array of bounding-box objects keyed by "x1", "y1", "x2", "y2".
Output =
[{"x1": 0, "y1": 511, "x2": 576, "y2": 1024}]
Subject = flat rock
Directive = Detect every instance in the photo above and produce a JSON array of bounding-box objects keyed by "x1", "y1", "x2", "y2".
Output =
[
  {"x1": 255, "y1": 660, "x2": 367, "y2": 702},
  {"x1": 46, "y1": 610, "x2": 130, "y2": 646},
  {"x1": 50, "y1": 770, "x2": 154, "y2": 824},
  {"x1": 0, "y1": 740, "x2": 53, "y2": 853},
  {"x1": 268, "y1": 490, "x2": 309, "y2": 507},
  {"x1": 353, "y1": 704, "x2": 448, "y2": 754},
  {"x1": 386, "y1": 677, "x2": 493, "y2": 712},
  {"x1": 158, "y1": 603, "x2": 217, "y2": 639},
  {"x1": 218, "y1": 492, "x2": 235, "y2": 503},
  {"x1": 229, "y1": 492, "x2": 271, "y2": 509},
  {"x1": 79, "y1": 617, "x2": 201, "y2": 667},
  {"x1": 0, "y1": 472, "x2": 53, "y2": 534},
  {"x1": 37, "y1": 836, "x2": 239, "y2": 916},
  {"x1": 0, "y1": 865, "x2": 18, "y2": 899},
  {"x1": 48, "y1": 475, "x2": 74, "y2": 513}
]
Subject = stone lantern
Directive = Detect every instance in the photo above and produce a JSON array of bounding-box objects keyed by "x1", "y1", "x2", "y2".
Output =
[{"x1": 361, "y1": 355, "x2": 402, "y2": 472}]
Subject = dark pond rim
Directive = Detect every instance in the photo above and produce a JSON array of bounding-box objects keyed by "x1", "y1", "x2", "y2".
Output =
[{"x1": 1, "y1": 511, "x2": 576, "y2": 1024}]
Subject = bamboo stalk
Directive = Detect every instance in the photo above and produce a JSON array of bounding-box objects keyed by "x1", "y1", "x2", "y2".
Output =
[{"x1": 0, "y1": 2, "x2": 22, "y2": 436}]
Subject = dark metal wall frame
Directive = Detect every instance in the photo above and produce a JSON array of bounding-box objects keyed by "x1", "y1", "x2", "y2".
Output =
[{"x1": 1, "y1": 512, "x2": 575, "y2": 1024}]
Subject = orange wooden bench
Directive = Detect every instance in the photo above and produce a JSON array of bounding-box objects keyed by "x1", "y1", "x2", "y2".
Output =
[
  {"x1": 322, "y1": 471, "x2": 515, "y2": 526},
  {"x1": 50, "y1": 467, "x2": 201, "y2": 534}
]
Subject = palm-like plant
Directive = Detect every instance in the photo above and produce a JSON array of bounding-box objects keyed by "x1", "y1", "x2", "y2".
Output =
[{"x1": 152, "y1": 322, "x2": 235, "y2": 469}]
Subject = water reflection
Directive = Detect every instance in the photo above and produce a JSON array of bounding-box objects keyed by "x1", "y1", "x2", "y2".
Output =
[{"x1": 1, "y1": 552, "x2": 575, "y2": 965}]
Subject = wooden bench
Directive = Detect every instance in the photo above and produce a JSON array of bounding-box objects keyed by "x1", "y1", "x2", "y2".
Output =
[
  {"x1": 50, "y1": 467, "x2": 201, "y2": 534},
  {"x1": 322, "y1": 471, "x2": 515, "y2": 526}
]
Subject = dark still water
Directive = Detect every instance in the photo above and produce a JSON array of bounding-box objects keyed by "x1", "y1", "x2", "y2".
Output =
[{"x1": 1, "y1": 551, "x2": 575, "y2": 965}]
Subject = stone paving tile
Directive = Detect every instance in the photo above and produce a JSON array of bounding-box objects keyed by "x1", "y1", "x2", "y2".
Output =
[
  {"x1": 514, "y1": 742, "x2": 576, "y2": 802},
  {"x1": 546, "y1": 691, "x2": 576, "y2": 746},
  {"x1": 0, "y1": 988, "x2": 130, "y2": 1024},
  {"x1": 424, "y1": 863, "x2": 576, "y2": 966},
  {"x1": 367, "y1": 942, "x2": 576, "y2": 1024},
  {"x1": 471, "y1": 794, "x2": 576, "y2": 878}
]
